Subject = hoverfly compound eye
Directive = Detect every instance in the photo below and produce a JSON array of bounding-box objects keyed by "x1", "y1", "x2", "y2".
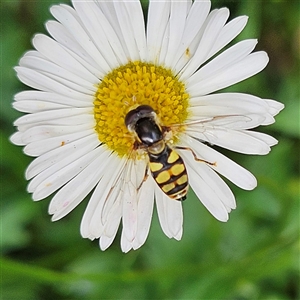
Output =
[
  {"x1": 125, "y1": 105, "x2": 155, "y2": 130},
  {"x1": 125, "y1": 109, "x2": 137, "y2": 129}
]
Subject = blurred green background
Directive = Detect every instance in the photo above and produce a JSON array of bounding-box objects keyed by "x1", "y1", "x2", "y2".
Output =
[{"x1": 1, "y1": 0, "x2": 299, "y2": 299}]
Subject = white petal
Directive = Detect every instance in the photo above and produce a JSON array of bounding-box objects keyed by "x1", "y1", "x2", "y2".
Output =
[
  {"x1": 132, "y1": 177, "x2": 154, "y2": 250},
  {"x1": 120, "y1": 230, "x2": 133, "y2": 253},
  {"x1": 121, "y1": 165, "x2": 138, "y2": 243},
  {"x1": 173, "y1": 0, "x2": 211, "y2": 72},
  {"x1": 25, "y1": 134, "x2": 99, "y2": 179},
  {"x1": 185, "y1": 127, "x2": 271, "y2": 155},
  {"x1": 99, "y1": 222, "x2": 120, "y2": 251},
  {"x1": 99, "y1": 195, "x2": 122, "y2": 250},
  {"x1": 93, "y1": 1, "x2": 131, "y2": 60},
  {"x1": 245, "y1": 131, "x2": 278, "y2": 147},
  {"x1": 179, "y1": 8, "x2": 229, "y2": 80},
  {"x1": 260, "y1": 114, "x2": 275, "y2": 126},
  {"x1": 190, "y1": 93, "x2": 269, "y2": 115},
  {"x1": 46, "y1": 21, "x2": 103, "y2": 79},
  {"x1": 19, "y1": 54, "x2": 96, "y2": 93},
  {"x1": 190, "y1": 171, "x2": 229, "y2": 222},
  {"x1": 189, "y1": 93, "x2": 269, "y2": 116},
  {"x1": 102, "y1": 195, "x2": 122, "y2": 238},
  {"x1": 164, "y1": 196, "x2": 183, "y2": 239},
  {"x1": 180, "y1": 150, "x2": 236, "y2": 212},
  {"x1": 113, "y1": 1, "x2": 144, "y2": 61},
  {"x1": 13, "y1": 100, "x2": 69, "y2": 113},
  {"x1": 31, "y1": 145, "x2": 101, "y2": 200},
  {"x1": 174, "y1": 228, "x2": 183, "y2": 241},
  {"x1": 163, "y1": 1, "x2": 189, "y2": 66},
  {"x1": 10, "y1": 132, "x2": 25, "y2": 146},
  {"x1": 125, "y1": 0, "x2": 147, "y2": 61},
  {"x1": 24, "y1": 129, "x2": 94, "y2": 157},
  {"x1": 180, "y1": 134, "x2": 257, "y2": 190},
  {"x1": 99, "y1": 236, "x2": 115, "y2": 251},
  {"x1": 80, "y1": 155, "x2": 123, "y2": 240},
  {"x1": 155, "y1": 187, "x2": 171, "y2": 238},
  {"x1": 29, "y1": 140, "x2": 101, "y2": 195},
  {"x1": 155, "y1": 184, "x2": 183, "y2": 239},
  {"x1": 32, "y1": 34, "x2": 99, "y2": 84},
  {"x1": 181, "y1": 153, "x2": 229, "y2": 221},
  {"x1": 146, "y1": 1, "x2": 170, "y2": 63},
  {"x1": 24, "y1": 114, "x2": 92, "y2": 132},
  {"x1": 100, "y1": 176, "x2": 126, "y2": 231},
  {"x1": 96, "y1": 175, "x2": 124, "y2": 251},
  {"x1": 187, "y1": 51, "x2": 269, "y2": 96},
  {"x1": 187, "y1": 39, "x2": 258, "y2": 87},
  {"x1": 50, "y1": 147, "x2": 112, "y2": 221},
  {"x1": 187, "y1": 93, "x2": 275, "y2": 130},
  {"x1": 207, "y1": 15, "x2": 248, "y2": 59},
  {"x1": 188, "y1": 105, "x2": 248, "y2": 119},
  {"x1": 120, "y1": 158, "x2": 148, "y2": 243},
  {"x1": 40, "y1": 72, "x2": 95, "y2": 96},
  {"x1": 265, "y1": 99, "x2": 285, "y2": 116},
  {"x1": 14, "y1": 90, "x2": 90, "y2": 107},
  {"x1": 82, "y1": 155, "x2": 126, "y2": 239},
  {"x1": 50, "y1": 5, "x2": 111, "y2": 74},
  {"x1": 157, "y1": 21, "x2": 170, "y2": 66},
  {"x1": 15, "y1": 67, "x2": 94, "y2": 100},
  {"x1": 27, "y1": 146, "x2": 93, "y2": 192},
  {"x1": 20, "y1": 124, "x2": 92, "y2": 144},
  {"x1": 200, "y1": 114, "x2": 267, "y2": 130},
  {"x1": 14, "y1": 107, "x2": 92, "y2": 127},
  {"x1": 72, "y1": 1, "x2": 127, "y2": 67}
]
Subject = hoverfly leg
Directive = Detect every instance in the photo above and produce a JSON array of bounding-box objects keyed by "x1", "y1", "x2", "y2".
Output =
[
  {"x1": 137, "y1": 164, "x2": 149, "y2": 192},
  {"x1": 175, "y1": 146, "x2": 216, "y2": 166}
]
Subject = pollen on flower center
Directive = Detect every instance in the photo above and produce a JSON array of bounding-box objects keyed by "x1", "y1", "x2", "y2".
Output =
[{"x1": 93, "y1": 61, "x2": 190, "y2": 157}]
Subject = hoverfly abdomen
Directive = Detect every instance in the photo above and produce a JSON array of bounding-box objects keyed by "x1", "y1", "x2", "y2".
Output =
[
  {"x1": 149, "y1": 146, "x2": 188, "y2": 201},
  {"x1": 125, "y1": 105, "x2": 189, "y2": 201}
]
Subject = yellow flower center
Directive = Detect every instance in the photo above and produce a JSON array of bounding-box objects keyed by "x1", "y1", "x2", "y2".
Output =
[{"x1": 93, "y1": 61, "x2": 189, "y2": 157}]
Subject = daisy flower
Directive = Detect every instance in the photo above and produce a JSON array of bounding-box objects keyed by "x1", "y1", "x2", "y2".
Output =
[{"x1": 11, "y1": 0, "x2": 284, "y2": 252}]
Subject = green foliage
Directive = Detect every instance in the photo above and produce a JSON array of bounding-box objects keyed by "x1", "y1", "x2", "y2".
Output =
[{"x1": 1, "y1": 1, "x2": 299, "y2": 299}]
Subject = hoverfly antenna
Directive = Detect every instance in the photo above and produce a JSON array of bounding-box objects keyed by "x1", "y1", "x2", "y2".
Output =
[{"x1": 123, "y1": 94, "x2": 137, "y2": 107}]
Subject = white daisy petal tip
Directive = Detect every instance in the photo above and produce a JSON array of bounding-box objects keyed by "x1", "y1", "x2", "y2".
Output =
[
  {"x1": 216, "y1": 213, "x2": 229, "y2": 223},
  {"x1": 258, "y1": 51, "x2": 270, "y2": 68},
  {"x1": 240, "y1": 15, "x2": 249, "y2": 23},
  {"x1": 266, "y1": 99, "x2": 285, "y2": 116},
  {"x1": 270, "y1": 138, "x2": 278, "y2": 147},
  {"x1": 245, "y1": 176, "x2": 258, "y2": 191},
  {"x1": 173, "y1": 229, "x2": 183, "y2": 241},
  {"x1": 81, "y1": 230, "x2": 96, "y2": 241},
  {"x1": 31, "y1": 33, "x2": 42, "y2": 48},
  {"x1": 80, "y1": 221, "x2": 94, "y2": 240},
  {"x1": 9, "y1": 132, "x2": 24, "y2": 146},
  {"x1": 10, "y1": 0, "x2": 284, "y2": 252},
  {"x1": 121, "y1": 232, "x2": 134, "y2": 253},
  {"x1": 132, "y1": 238, "x2": 145, "y2": 251},
  {"x1": 99, "y1": 236, "x2": 115, "y2": 251},
  {"x1": 50, "y1": 213, "x2": 62, "y2": 222}
]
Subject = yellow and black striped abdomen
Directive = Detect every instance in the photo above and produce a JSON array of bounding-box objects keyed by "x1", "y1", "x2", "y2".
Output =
[{"x1": 149, "y1": 146, "x2": 188, "y2": 201}]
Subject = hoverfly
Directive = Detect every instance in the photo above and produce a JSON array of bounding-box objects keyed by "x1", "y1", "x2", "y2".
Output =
[{"x1": 125, "y1": 105, "x2": 189, "y2": 201}]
